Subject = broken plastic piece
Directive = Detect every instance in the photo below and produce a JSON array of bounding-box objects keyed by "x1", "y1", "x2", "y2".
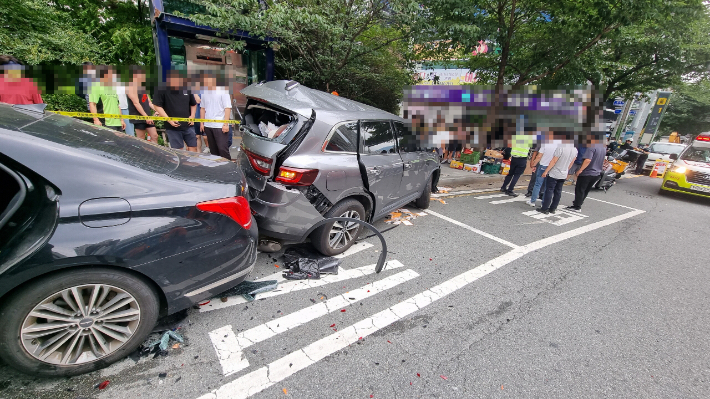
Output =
[
  {"x1": 198, "y1": 300, "x2": 210, "y2": 306},
  {"x1": 172, "y1": 343, "x2": 180, "y2": 349},
  {"x1": 329, "y1": 324, "x2": 336, "y2": 328},
  {"x1": 158, "y1": 332, "x2": 170, "y2": 351},
  {"x1": 283, "y1": 388, "x2": 288, "y2": 395},
  {"x1": 416, "y1": 373, "x2": 421, "y2": 377},
  {"x1": 216, "y1": 280, "x2": 279, "y2": 302},
  {"x1": 440, "y1": 375, "x2": 448, "y2": 380},
  {"x1": 97, "y1": 380, "x2": 109, "y2": 390},
  {"x1": 340, "y1": 309, "x2": 346, "y2": 312}
]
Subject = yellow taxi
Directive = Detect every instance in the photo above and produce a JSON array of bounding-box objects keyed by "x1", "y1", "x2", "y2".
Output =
[{"x1": 661, "y1": 133, "x2": 710, "y2": 197}]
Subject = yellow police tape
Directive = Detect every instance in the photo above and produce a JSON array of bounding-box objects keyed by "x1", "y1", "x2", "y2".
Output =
[{"x1": 48, "y1": 111, "x2": 240, "y2": 124}]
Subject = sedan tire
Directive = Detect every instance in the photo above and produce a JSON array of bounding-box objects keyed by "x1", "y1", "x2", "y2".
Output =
[
  {"x1": 0, "y1": 268, "x2": 159, "y2": 377},
  {"x1": 311, "y1": 199, "x2": 365, "y2": 256}
]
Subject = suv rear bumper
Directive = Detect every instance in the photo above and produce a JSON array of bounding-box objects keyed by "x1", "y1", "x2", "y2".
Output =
[{"x1": 250, "y1": 181, "x2": 325, "y2": 242}]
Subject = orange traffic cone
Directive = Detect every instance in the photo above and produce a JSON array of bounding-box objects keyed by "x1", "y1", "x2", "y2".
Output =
[{"x1": 649, "y1": 166, "x2": 657, "y2": 178}]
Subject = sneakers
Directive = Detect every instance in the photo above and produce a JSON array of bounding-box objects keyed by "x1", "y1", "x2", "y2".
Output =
[
  {"x1": 505, "y1": 191, "x2": 518, "y2": 197},
  {"x1": 536, "y1": 208, "x2": 549, "y2": 214},
  {"x1": 565, "y1": 206, "x2": 581, "y2": 212},
  {"x1": 527, "y1": 200, "x2": 536, "y2": 207},
  {"x1": 500, "y1": 188, "x2": 507, "y2": 193},
  {"x1": 524, "y1": 193, "x2": 532, "y2": 198}
]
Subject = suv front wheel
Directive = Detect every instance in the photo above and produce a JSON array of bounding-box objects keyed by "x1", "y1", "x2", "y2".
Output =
[{"x1": 311, "y1": 199, "x2": 365, "y2": 256}]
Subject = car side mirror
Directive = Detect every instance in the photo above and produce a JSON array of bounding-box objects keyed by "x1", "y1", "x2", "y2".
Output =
[{"x1": 670, "y1": 153, "x2": 678, "y2": 160}]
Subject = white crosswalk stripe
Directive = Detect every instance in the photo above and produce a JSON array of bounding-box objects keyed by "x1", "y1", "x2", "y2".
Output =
[
  {"x1": 208, "y1": 268, "x2": 419, "y2": 376},
  {"x1": 199, "y1": 260, "x2": 405, "y2": 312}
]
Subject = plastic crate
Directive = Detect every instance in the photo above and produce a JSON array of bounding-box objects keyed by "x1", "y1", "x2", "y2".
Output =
[
  {"x1": 459, "y1": 151, "x2": 480, "y2": 165},
  {"x1": 482, "y1": 163, "x2": 501, "y2": 174}
]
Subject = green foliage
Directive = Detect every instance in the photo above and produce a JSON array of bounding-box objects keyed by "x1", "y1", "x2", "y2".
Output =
[
  {"x1": 50, "y1": 0, "x2": 155, "y2": 65},
  {"x1": 189, "y1": 0, "x2": 420, "y2": 113},
  {"x1": 659, "y1": 81, "x2": 710, "y2": 138},
  {"x1": 418, "y1": 0, "x2": 709, "y2": 94},
  {"x1": 43, "y1": 94, "x2": 89, "y2": 113},
  {"x1": 1, "y1": 0, "x2": 153, "y2": 66},
  {"x1": 0, "y1": 0, "x2": 99, "y2": 64},
  {"x1": 572, "y1": 2, "x2": 710, "y2": 101}
]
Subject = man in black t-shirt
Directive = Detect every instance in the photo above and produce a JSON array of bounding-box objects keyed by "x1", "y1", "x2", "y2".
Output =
[{"x1": 153, "y1": 70, "x2": 197, "y2": 152}]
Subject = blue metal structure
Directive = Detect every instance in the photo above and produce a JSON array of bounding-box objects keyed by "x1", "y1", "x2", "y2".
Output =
[{"x1": 150, "y1": 0, "x2": 274, "y2": 82}]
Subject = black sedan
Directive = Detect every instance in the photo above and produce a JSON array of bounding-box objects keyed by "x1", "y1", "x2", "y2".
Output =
[{"x1": 0, "y1": 104, "x2": 257, "y2": 376}]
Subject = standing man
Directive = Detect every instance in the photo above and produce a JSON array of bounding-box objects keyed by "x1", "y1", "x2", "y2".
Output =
[
  {"x1": 567, "y1": 144, "x2": 587, "y2": 182},
  {"x1": 566, "y1": 135, "x2": 606, "y2": 212},
  {"x1": 538, "y1": 138, "x2": 578, "y2": 214},
  {"x1": 116, "y1": 80, "x2": 135, "y2": 136},
  {"x1": 527, "y1": 130, "x2": 559, "y2": 206},
  {"x1": 500, "y1": 126, "x2": 533, "y2": 197},
  {"x1": 89, "y1": 66, "x2": 125, "y2": 131},
  {"x1": 0, "y1": 55, "x2": 43, "y2": 104},
  {"x1": 153, "y1": 70, "x2": 197, "y2": 152},
  {"x1": 200, "y1": 73, "x2": 232, "y2": 159}
]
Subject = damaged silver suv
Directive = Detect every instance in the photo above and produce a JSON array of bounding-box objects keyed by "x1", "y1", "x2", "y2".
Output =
[{"x1": 236, "y1": 80, "x2": 439, "y2": 255}]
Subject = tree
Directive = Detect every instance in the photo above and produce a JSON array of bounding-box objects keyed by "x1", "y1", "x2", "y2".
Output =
[
  {"x1": 49, "y1": 0, "x2": 155, "y2": 65},
  {"x1": 658, "y1": 81, "x2": 710, "y2": 138},
  {"x1": 188, "y1": 0, "x2": 421, "y2": 112},
  {"x1": 419, "y1": 0, "x2": 708, "y2": 89},
  {"x1": 1, "y1": 0, "x2": 154, "y2": 66},
  {"x1": 0, "y1": 0, "x2": 98, "y2": 64},
  {"x1": 572, "y1": 3, "x2": 710, "y2": 102}
]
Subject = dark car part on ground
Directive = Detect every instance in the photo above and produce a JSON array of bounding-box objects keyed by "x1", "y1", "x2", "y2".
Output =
[
  {"x1": 0, "y1": 104, "x2": 257, "y2": 377},
  {"x1": 298, "y1": 217, "x2": 388, "y2": 273}
]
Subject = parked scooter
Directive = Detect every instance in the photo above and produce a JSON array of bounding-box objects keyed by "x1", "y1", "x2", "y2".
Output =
[{"x1": 594, "y1": 152, "x2": 632, "y2": 192}]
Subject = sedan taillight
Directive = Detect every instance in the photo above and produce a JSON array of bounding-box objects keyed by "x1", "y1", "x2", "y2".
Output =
[
  {"x1": 242, "y1": 146, "x2": 272, "y2": 175},
  {"x1": 196, "y1": 196, "x2": 252, "y2": 229}
]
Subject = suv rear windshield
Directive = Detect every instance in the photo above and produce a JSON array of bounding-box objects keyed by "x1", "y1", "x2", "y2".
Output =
[
  {"x1": 20, "y1": 114, "x2": 179, "y2": 174},
  {"x1": 241, "y1": 101, "x2": 297, "y2": 143}
]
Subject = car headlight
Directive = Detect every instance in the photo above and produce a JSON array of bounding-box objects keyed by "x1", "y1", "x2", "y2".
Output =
[{"x1": 673, "y1": 166, "x2": 686, "y2": 174}]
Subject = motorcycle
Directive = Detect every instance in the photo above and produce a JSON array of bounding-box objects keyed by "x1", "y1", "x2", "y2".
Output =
[{"x1": 594, "y1": 151, "x2": 633, "y2": 192}]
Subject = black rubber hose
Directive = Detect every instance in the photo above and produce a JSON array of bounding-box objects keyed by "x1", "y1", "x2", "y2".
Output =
[{"x1": 298, "y1": 217, "x2": 388, "y2": 273}]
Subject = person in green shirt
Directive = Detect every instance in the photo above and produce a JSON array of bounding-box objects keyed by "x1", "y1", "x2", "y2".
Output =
[{"x1": 89, "y1": 66, "x2": 125, "y2": 131}]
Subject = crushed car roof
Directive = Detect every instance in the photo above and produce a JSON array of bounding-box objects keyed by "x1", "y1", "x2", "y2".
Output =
[{"x1": 240, "y1": 80, "x2": 402, "y2": 124}]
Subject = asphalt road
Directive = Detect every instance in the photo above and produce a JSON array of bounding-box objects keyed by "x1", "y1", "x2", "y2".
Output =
[{"x1": 2, "y1": 174, "x2": 709, "y2": 399}]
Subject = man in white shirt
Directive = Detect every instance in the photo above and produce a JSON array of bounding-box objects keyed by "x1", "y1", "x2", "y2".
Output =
[
  {"x1": 200, "y1": 73, "x2": 233, "y2": 160},
  {"x1": 538, "y1": 137, "x2": 578, "y2": 214},
  {"x1": 116, "y1": 82, "x2": 135, "y2": 136},
  {"x1": 527, "y1": 130, "x2": 559, "y2": 206}
]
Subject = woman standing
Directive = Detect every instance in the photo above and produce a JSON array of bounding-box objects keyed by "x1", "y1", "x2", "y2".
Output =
[{"x1": 126, "y1": 65, "x2": 159, "y2": 142}]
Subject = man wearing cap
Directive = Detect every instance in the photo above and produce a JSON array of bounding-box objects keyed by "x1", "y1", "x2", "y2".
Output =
[{"x1": 0, "y1": 55, "x2": 43, "y2": 105}]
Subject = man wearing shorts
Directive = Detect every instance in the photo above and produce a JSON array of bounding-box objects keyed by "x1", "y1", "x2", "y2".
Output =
[{"x1": 153, "y1": 70, "x2": 197, "y2": 151}]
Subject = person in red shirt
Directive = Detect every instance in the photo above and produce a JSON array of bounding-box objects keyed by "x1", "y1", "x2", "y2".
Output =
[{"x1": 0, "y1": 55, "x2": 43, "y2": 105}]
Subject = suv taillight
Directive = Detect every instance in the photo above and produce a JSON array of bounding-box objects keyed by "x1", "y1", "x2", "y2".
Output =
[
  {"x1": 196, "y1": 196, "x2": 252, "y2": 229},
  {"x1": 275, "y1": 167, "x2": 319, "y2": 186},
  {"x1": 242, "y1": 147, "x2": 272, "y2": 175}
]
